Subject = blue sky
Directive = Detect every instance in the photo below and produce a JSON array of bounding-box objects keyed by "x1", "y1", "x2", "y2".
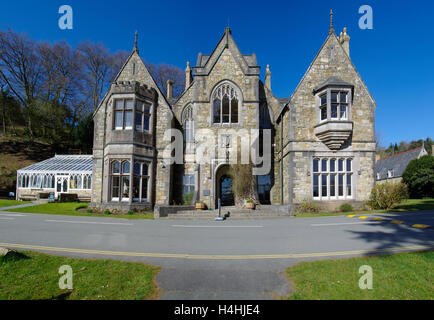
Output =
[{"x1": 0, "y1": 0, "x2": 433, "y2": 147}]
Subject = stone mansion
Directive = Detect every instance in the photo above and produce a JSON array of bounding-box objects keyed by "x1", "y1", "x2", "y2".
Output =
[{"x1": 88, "y1": 13, "x2": 376, "y2": 214}]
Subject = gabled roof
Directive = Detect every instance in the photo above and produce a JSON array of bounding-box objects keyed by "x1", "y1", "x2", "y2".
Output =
[
  {"x1": 375, "y1": 147, "x2": 426, "y2": 180},
  {"x1": 93, "y1": 45, "x2": 173, "y2": 117},
  {"x1": 277, "y1": 30, "x2": 376, "y2": 120},
  {"x1": 193, "y1": 28, "x2": 260, "y2": 77},
  {"x1": 18, "y1": 155, "x2": 93, "y2": 173}
]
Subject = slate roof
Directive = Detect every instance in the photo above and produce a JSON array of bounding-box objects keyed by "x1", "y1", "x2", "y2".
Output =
[
  {"x1": 18, "y1": 155, "x2": 93, "y2": 173},
  {"x1": 375, "y1": 147, "x2": 425, "y2": 180},
  {"x1": 313, "y1": 76, "x2": 354, "y2": 93}
]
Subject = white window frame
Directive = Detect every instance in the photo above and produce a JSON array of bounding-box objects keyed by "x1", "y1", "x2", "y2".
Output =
[
  {"x1": 316, "y1": 88, "x2": 352, "y2": 123},
  {"x1": 313, "y1": 157, "x2": 353, "y2": 201}
]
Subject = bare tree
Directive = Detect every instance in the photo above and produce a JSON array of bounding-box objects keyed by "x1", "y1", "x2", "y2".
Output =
[
  {"x1": 146, "y1": 63, "x2": 185, "y2": 98},
  {"x1": 77, "y1": 42, "x2": 113, "y2": 110},
  {"x1": 0, "y1": 29, "x2": 44, "y2": 136}
]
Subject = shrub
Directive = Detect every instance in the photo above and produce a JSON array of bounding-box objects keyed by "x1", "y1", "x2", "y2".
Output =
[
  {"x1": 296, "y1": 199, "x2": 320, "y2": 214},
  {"x1": 183, "y1": 191, "x2": 194, "y2": 205},
  {"x1": 340, "y1": 203, "x2": 353, "y2": 212},
  {"x1": 104, "y1": 209, "x2": 111, "y2": 215},
  {"x1": 127, "y1": 210, "x2": 133, "y2": 215},
  {"x1": 246, "y1": 199, "x2": 254, "y2": 203},
  {"x1": 86, "y1": 209, "x2": 93, "y2": 214},
  {"x1": 367, "y1": 183, "x2": 409, "y2": 210},
  {"x1": 402, "y1": 155, "x2": 434, "y2": 198}
]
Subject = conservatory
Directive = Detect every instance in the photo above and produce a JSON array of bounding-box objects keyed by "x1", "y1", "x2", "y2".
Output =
[{"x1": 16, "y1": 155, "x2": 92, "y2": 201}]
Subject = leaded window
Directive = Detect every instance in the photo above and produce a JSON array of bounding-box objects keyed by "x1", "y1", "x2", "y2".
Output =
[
  {"x1": 212, "y1": 83, "x2": 239, "y2": 124},
  {"x1": 110, "y1": 160, "x2": 130, "y2": 201}
]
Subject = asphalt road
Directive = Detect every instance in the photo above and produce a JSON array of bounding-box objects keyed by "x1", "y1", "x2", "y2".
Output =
[{"x1": 0, "y1": 210, "x2": 433, "y2": 299}]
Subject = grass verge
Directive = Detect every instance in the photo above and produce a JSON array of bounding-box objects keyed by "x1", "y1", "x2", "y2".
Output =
[
  {"x1": 0, "y1": 200, "x2": 30, "y2": 208},
  {"x1": 285, "y1": 251, "x2": 434, "y2": 300},
  {"x1": 0, "y1": 250, "x2": 161, "y2": 300},
  {"x1": 295, "y1": 198, "x2": 434, "y2": 218},
  {"x1": 6, "y1": 202, "x2": 154, "y2": 219}
]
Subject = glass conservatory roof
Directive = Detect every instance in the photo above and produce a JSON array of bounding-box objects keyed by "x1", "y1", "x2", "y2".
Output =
[{"x1": 18, "y1": 155, "x2": 93, "y2": 173}]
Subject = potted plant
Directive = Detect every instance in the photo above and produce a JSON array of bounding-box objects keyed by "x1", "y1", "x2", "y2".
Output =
[
  {"x1": 245, "y1": 199, "x2": 255, "y2": 210},
  {"x1": 195, "y1": 201, "x2": 206, "y2": 210}
]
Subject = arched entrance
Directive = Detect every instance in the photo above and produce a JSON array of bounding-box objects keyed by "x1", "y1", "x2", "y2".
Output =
[
  {"x1": 214, "y1": 164, "x2": 235, "y2": 207},
  {"x1": 219, "y1": 175, "x2": 234, "y2": 206}
]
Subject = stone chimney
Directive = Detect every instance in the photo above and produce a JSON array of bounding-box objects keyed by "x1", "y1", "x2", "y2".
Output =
[
  {"x1": 185, "y1": 61, "x2": 192, "y2": 90},
  {"x1": 339, "y1": 27, "x2": 350, "y2": 57},
  {"x1": 265, "y1": 64, "x2": 271, "y2": 90},
  {"x1": 166, "y1": 80, "x2": 173, "y2": 99}
]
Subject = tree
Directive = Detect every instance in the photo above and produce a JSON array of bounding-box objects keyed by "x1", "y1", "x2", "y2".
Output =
[
  {"x1": 146, "y1": 63, "x2": 185, "y2": 98},
  {"x1": 77, "y1": 42, "x2": 113, "y2": 110},
  {"x1": 402, "y1": 155, "x2": 434, "y2": 198},
  {"x1": 0, "y1": 29, "x2": 44, "y2": 136}
]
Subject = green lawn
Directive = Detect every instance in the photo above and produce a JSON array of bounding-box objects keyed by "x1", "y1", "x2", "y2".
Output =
[
  {"x1": 0, "y1": 200, "x2": 30, "y2": 208},
  {"x1": 6, "y1": 202, "x2": 154, "y2": 219},
  {"x1": 285, "y1": 251, "x2": 434, "y2": 300},
  {"x1": 295, "y1": 198, "x2": 434, "y2": 218},
  {"x1": 0, "y1": 250, "x2": 160, "y2": 300}
]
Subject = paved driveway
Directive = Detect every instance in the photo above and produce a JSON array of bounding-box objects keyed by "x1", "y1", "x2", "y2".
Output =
[{"x1": 0, "y1": 210, "x2": 433, "y2": 299}]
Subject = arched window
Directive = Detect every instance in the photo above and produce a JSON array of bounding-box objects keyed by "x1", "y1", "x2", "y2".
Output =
[
  {"x1": 212, "y1": 82, "x2": 239, "y2": 124},
  {"x1": 182, "y1": 105, "x2": 194, "y2": 147},
  {"x1": 110, "y1": 160, "x2": 130, "y2": 201}
]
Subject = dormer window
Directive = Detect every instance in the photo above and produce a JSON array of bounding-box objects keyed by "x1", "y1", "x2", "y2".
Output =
[
  {"x1": 318, "y1": 89, "x2": 350, "y2": 122},
  {"x1": 313, "y1": 77, "x2": 354, "y2": 150},
  {"x1": 388, "y1": 170, "x2": 394, "y2": 178}
]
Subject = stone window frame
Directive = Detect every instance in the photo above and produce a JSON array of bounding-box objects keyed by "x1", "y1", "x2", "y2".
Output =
[
  {"x1": 132, "y1": 161, "x2": 150, "y2": 202},
  {"x1": 113, "y1": 98, "x2": 134, "y2": 130},
  {"x1": 209, "y1": 80, "x2": 243, "y2": 126},
  {"x1": 312, "y1": 157, "x2": 353, "y2": 200},
  {"x1": 110, "y1": 160, "x2": 131, "y2": 202},
  {"x1": 181, "y1": 104, "x2": 195, "y2": 153},
  {"x1": 315, "y1": 87, "x2": 353, "y2": 124},
  {"x1": 112, "y1": 95, "x2": 154, "y2": 134},
  {"x1": 109, "y1": 158, "x2": 152, "y2": 203},
  {"x1": 135, "y1": 99, "x2": 152, "y2": 133}
]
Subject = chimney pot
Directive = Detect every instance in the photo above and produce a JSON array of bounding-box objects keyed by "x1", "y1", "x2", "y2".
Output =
[
  {"x1": 265, "y1": 64, "x2": 271, "y2": 91},
  {"x1": 185, "y1": 61, "x2": 192, "y2": 90},
  {"x1": 166, "y1": 80, "x2": 174, "y2": 99},
  {"x1": 339, "y1": 27, "x2": 350, "y2": 57}
]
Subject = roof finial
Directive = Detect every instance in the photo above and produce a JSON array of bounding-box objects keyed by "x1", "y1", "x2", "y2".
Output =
[
  {"x1": 133, "y1": 31, "x2": 138, "y2": 53},
  {"x1": 329, "y1": 9, "x2": 335, "y2": 35}
]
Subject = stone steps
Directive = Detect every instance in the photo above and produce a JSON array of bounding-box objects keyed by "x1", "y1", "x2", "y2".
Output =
[{"x1": 164, "y1": 207, "x2": 291, "y2": 220}]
